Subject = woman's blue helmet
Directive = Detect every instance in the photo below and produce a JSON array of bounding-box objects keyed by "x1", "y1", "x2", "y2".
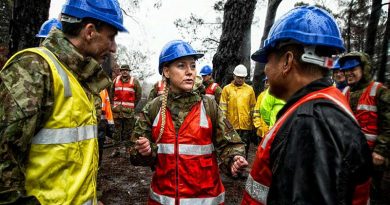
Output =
[
  {"x1": 61, "y1": 0, "x2": 127, "y2": 32},
  {"x1": 36, "y1": 18, "x2": 62, "y2": 38},
  {"x1": 252, "y1": 6, "x2": 345, "y2": 63},
  {"x1": 199, "y1": 65, "x2": 213, "y2": 76},
  {"x1": 158, "y1": 40, "x2": 204, "y2": 74},
  {"x1": 340, "y1": 58, "x2": 361, "y2": 70}
]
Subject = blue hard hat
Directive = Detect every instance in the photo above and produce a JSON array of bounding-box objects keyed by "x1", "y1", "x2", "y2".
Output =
[
  {"x1": 61, "y1": 0, "x2": 127, "y2": 32},
  {"x1": 340, "y1": 58, "x2": 361, "y2": 70},
  {"x1": 200, "y1": 65, "x2": 213, "y2": 76},
  {"x1": 252, "y1": 6, "x2": 345, "y2": 63},
  {"x1": 158, "y1": 40, "x2": 204, "y2": 74},
  {"x1": 36, "y1": 18, "x2": 62, "y2": 38}
]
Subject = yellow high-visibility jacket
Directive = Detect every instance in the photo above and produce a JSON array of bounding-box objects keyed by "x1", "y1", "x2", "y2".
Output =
[
  {"x1": 220, "y1": 82, "x2": 256, "y2": 130},
  {"x1": 253, "y1": 90, "x2": 269, "y2": 137},
  {"x1": 6, "y1": 48, "x2": 99, "y2": 205}
]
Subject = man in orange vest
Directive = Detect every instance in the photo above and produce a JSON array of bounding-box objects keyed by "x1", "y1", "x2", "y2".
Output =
[
  {"x1": 111, "y1": 64, "x2": 142, "y2": 150},
  {"x1": 98, "y1": 89, "x2": 114, "y2": 165},
  {"x1": 242, "y1": 6, "x2": 372, "y2": 205},
  {"x1": 339, "y1": 52, "x2": 390, "y2": 205},
  {"x1": 200, "y1": 65, "x2": 222, "y2": 103}
]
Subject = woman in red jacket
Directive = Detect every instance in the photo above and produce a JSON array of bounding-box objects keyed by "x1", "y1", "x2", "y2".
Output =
[{"x1": 129, "y1": 40, "x2": 248, "y2": 205}]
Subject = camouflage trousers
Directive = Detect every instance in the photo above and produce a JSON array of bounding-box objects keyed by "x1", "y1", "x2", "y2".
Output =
[
  {"x1": 113, "y1": 117, "x2": 134, "y2": 143},
  {"x1": 236, "y1": 129, "x2": 253, "y2": 159}
]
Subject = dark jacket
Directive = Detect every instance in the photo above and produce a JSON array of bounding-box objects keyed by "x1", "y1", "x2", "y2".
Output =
[{"x1": 267, "y1": 77, "x2": 372, "y2": 205}]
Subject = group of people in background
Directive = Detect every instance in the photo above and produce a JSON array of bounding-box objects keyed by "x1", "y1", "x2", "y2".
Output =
[{"x1": 0, "y1": 0, "x2": 388, "y2": 205}]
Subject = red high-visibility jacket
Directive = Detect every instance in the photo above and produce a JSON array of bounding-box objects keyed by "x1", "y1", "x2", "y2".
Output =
[
  {"x1": 149, "y1": 101, "x2": 225, "y2": 205},
  {"x1": 343, "y1": 81, "x2": 383, "y2": 149},
  {"x1": 113, "y1": 75, "x2": 135, "y2": 109},
  {"x1": 241, "y1": 87, "x2": 367, "y2": 205}
]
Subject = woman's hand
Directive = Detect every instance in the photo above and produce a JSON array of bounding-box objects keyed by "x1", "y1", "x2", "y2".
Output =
[
  {"x1": 231, "y1": 155, "x2": 249, "y2": 177},
  {"x1": 135, "y1": 137, "x2": 152, "y2": 156}
]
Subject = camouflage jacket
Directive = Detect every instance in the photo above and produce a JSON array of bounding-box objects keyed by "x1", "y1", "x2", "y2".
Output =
[
  {"x1": 110, "y1": 76, "x2": 142, "y2": 119},
  {"x1": 0, "y1": 28, "x2": 111, "y2": 204},
  {"x1": 129, "y1": 90, "x2": 246, "y2": 175}
]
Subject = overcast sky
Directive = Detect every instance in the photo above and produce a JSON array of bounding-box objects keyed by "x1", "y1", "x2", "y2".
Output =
[{"x1": 49, "y1": 0, "x2": 336, "y2": 77}]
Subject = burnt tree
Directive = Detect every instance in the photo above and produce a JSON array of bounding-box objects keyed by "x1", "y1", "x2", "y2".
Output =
[
  {"x1": 364, "y1": 0, "x2": 381, "y2": 57},
  {"x1": 378, "y1": 2, "x2": 390, "y2": 83},
  {"x1": 252, "y1": 0, "x2": 282, "y2": 95},
  {"x1": 212, "y1": 0, "x2": 257, "y2": 87},
  {"x1": 8, "y1": 0, "x2": 50, "y2": 56}
]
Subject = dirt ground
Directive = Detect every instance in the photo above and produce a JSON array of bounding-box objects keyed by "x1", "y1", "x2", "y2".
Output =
[{"x1": 97, "y1": 143, "x2": 257, "y2": 205}]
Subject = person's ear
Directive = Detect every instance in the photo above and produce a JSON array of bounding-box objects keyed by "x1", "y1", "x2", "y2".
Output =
[
  {"x1": 163, "y1": 67, "x2": 170, "y2": 79},
  {"x1": 281, "y1": 51, "x2": 294, "y2": 76},
  {"x1": 83, "y1": 23, "x2": 97, "y2": 41}
]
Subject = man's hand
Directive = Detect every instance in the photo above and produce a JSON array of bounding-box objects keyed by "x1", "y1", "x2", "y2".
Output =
[
  {"x1": 231, "y1": 155, "x2": 249, "y2": 177},
  {"x1": 135, "y1": 137, "x2": 152, "y2": 156},
  {"x1": 372, "y1": 152, "x2": 385, "y2": 166}
]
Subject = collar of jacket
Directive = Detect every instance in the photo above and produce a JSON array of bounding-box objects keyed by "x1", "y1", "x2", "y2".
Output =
[
  {"x1": 203, "y1": 79, "x2": 215, "y2": 87},
  {"x1": 168, "y1": 90, "x2": 201, "y2": 107},
  {"x1": 276, "y1": 77, "x2": 333, "y2": 119},
  {"x1": 42, "y1": 28, "x2": 112, "y2": 94}
]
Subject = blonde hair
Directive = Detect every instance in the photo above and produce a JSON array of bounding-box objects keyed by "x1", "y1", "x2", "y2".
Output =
[{"x1": 155, "y1": 77, "x2": 169, "y2": 143}]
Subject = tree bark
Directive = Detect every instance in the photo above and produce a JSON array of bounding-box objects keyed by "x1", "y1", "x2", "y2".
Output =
[
  {"x1": 377, "y1": 2, "x2": 390, "y2": 84},
  {"x1": 212, "y1": 0, "x2": 257, "y2": 87},
  {"x1": 364, "y1": 0, "x2": 381, "y2": 57},
  {"x1": 0, "y1": 0, "x2": 11, "y2": 68},
  {"x1": 346, "y1": 0, "x2": 354, "y2": 52},
  {"x1": 8, "y1": 0, "x2": 51, "y2": 56},
  {"x1": 252, "y1": 0, "x2": 282, "y2": 96}
]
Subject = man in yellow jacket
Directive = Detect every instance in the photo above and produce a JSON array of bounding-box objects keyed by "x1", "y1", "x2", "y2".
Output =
[{"x1": 220, "y1": 64, "x2": 256, "y2": 159}]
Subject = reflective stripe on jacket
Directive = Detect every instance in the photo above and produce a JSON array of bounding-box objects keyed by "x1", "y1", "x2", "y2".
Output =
[
  {"x1": 157, "y1": 80, "x2": 165, "y2": 96},
  {"x1": 100, "y1": 89, "x2": 114, "y2": 124},
  {"x1": 113, "y1": 75, "x2": 135, "y2": 108},
  {"x1": 242, "y1": 86, "x2": 357, "y2": 205},
  {"x1": 220, "y1": 83, "x2": 256, "y2": 130},
  {"x1": 344, "y1": 81, "x2": 382, "y2": 148},
  {"x1": 150, "y1": 101, "x2": 225, "y2": 205},
  {"x1": 11, "y1": 47, "x2": 99, "y2": 205},
  {"x1": 205, "y1": 82, "x2": 219, "y2": 99}
]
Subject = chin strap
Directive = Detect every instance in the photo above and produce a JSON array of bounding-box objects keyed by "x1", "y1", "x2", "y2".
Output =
[{"x1": 301, "y1": 46, "x2": 334, "y2": 69}]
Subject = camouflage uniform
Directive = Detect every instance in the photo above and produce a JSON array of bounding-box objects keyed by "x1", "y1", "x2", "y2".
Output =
[
  {"x1": 202, "y1": 78, "x2": 222, "y2": 103},
  {"x1": 111, "y1": 76, "x2": 142, "y2": 142},
  {"x1": 129, "y1": 85, "x2": 246, "y2": 174},
  {"x1": 0, "y1": 28, "x2": 111, "y2": 204},
  {"x1": 147, "y1": 80, "x2": 163, "y2": 102},
  {"x1": 341, "y1": 52, "x2": 390, "y2": 205}
]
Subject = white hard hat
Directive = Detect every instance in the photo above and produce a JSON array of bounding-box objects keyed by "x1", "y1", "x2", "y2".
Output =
[{"x1": 233, "y1": 64, "x2": 248, "y2": 77}]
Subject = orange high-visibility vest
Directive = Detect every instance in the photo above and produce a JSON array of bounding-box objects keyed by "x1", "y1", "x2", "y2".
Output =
[{"x1": 100, "y1": 89, "x2": 114, "y2": 124}]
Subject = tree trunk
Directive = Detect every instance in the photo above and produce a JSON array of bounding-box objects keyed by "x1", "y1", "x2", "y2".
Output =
[
  {"x1": 252, "y1": 0, "x2": 282, "y2": 95},
  {"x1": 0, "y1": 0, "x2": 11, "y2": 68},
  {"x1": 8, "y1": 0, "x2": 51, "y2": 56},
  {"x1": 212, "y1": 0, "x2": 257, "y2": 87},
  {"x1": 364, "y1": 0, "x2": 381, "y2": 57},
  {"x1": 346, "y1": 0, "x2": 354, "y2": 52},
  {"x1": 378, "y1": 2, "x2": 390, "y2": 84}
]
